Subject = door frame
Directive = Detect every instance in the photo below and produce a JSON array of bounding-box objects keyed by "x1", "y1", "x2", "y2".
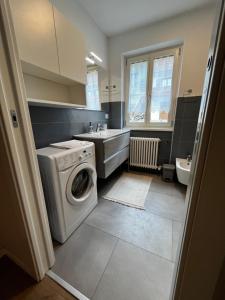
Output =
[
  {"x1": 1, "y1": 0, "x2": 225, "y2": 297},
  {"x1": 172, "y1": 0, "x2": 225, "y2": 299},
  {"x1": 0, "y1": 0, "x2": 54, "y2": 280}
]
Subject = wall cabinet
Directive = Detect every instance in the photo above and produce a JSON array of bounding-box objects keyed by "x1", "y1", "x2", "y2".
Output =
[
  {"x1": 53, "y1": 8, "x2": 86, "y2": 84},
  {"x1": 10, "y1": 0, "x2": 59, "y2": 74},
  {"x1": 10, "y1": 0, "x2": 86, "y2": 85}
]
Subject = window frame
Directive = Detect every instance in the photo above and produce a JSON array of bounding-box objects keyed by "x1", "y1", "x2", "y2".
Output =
[
  {"x1": 125, "y1": 47, "x2": 181, "y2": 129},
  {"x1": 85, "y1": 66, "x2": 101, "y2": 111}
]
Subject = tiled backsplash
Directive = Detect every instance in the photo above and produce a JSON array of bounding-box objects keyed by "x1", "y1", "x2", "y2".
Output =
[
  {"x1": 101, "y1": 101, "x2": 124, "y2": 129},
  {"x1": 171, "y1": 96, "x2": 201, "y2": 163},
  {"x1": 29, "y1": 104, "x2": 106, "y2": 149},
  {"x1": 29, "y1": 96, "x2": 201, "y2": 166},
  {"x1": 129, "y1": 96, "x2": 201, "y2": 166}
]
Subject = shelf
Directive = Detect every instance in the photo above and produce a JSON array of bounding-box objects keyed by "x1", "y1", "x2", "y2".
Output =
[
  {"x1": 22, "y1": 61, "x2": 84, "y2": 86},
  {"x1": 27, "y1": 98, "x2": 86, "y2": 109}
]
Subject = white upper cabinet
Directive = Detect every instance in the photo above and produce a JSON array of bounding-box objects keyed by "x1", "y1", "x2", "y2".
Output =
[
  {"x1": 10, "y1": 0, "x2": 86, "y2": 84},
  {"x1": 10, "y1": 0, "x2": 59, "y2": 74},
  {"x1": 53, "y1": 8, "x2": 86, "y2": 84}
]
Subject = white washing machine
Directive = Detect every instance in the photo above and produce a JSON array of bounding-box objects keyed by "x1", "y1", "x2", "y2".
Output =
[{"x1": 37, "y1": 140, "x2": 97, "y2": 243}]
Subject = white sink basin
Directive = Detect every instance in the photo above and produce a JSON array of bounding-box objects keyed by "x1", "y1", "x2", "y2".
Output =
[{"x1": 74, "y1": 129, "x2": 130, "y2": 140}]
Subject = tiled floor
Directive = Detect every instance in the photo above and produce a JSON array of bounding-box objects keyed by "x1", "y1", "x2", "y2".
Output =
[{"x1": 52, "y1": 171, "x2": 186, "y2": 300}]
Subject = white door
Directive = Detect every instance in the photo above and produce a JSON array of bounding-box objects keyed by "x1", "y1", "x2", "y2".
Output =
[{"x1": 0, "y1": 0, "x2": 54, "y2": 280}]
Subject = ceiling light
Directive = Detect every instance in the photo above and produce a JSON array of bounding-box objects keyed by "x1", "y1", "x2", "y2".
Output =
[
  {"x1": 90, "y1": 52, "x2": 103, "y2": 63},
  {"x1": 85, "y1": 57, "x2": 95, "y2": 64}
]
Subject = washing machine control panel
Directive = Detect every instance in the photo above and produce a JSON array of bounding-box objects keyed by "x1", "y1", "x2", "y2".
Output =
[{"x1": 56, "y1": 146, "x2": 94, "y2": 171}]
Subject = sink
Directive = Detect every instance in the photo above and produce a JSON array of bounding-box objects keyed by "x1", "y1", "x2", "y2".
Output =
[{"x1": 74, "y1": 129, "x2": 130, "y2": 140}]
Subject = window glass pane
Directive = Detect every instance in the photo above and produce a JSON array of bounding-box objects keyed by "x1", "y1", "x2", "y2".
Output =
[
  {"x1": 128, "y1": 61, "x2": 148, "y2": 123},
  {"x1": 150, "y1": 56, "x2": 174, "y2": 123},
  {"x1": 86, "y1": 70, "x2": 100, "y2": 110}
]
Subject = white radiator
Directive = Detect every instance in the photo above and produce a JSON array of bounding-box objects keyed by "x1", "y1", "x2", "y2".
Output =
[{"x1": 130, "y1": 137, "x2": 160, "y2": 169}]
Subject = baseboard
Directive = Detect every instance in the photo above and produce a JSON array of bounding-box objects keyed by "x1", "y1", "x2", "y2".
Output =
[{"x1": 47, "y1": 270, "x2": 90, "y2": 300}]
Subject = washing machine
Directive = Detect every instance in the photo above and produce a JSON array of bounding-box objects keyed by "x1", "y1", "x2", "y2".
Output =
[{"x1": 37, "y1": 140, "x2": 97, "y2": 243}]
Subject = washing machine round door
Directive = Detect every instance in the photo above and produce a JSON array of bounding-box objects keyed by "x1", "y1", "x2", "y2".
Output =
[{"x1": 66, "y1": 163, "x2": 97, "y2": 205}]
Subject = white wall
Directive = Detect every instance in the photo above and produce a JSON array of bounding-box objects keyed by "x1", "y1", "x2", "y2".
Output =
[
  {"x1": 24, "y1": 74, "x2": 70, "y2": 102},
  {"x1": 24, "y1": 73, "x2": 86, "y2": 105},
  {"x1": 108, "y1": 4, "x2": 216, "y2": 102},
  {"x1": 52, "y1": 0, "x2": 108, "y2": 70}
]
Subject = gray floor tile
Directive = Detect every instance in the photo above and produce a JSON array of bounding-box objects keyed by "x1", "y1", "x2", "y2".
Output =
[
  {"x1": 97, "y1": 170, "x2": 123, "y2": 197},
  {"x1": 149, "y1": 176, "x2": 175, "y2": 195},
  {"x1": 86, "y1": 201, "x2": 173, "y2": 260},
  {"x1": 85, "y1": 208, "x2": 124, "y2": 237},
  {"x1": 94, "y1": 197, "x2": 131, "y2": 218},
  {"x1": 172, "y1": 221, "x2": 183, "y2": 261},
  {"x1": 172, "y1": 183, "x2": 187, "y2": 199},
  {"x1": 150, "y1": 176, "x2": 186, "y2": 199},
  {"x1": 52, "y1": 223, "x2": 117, "y2": 298},
  {"x1": 119, "y1": 212, "x2": 173, "y2": 260},
  {"x1": 52, "y1": 172, "x2": 185, "y2": 300},
  {"x1": 146, "y1": 191, "x2": 185, "y2": 222},
  {"x1": 92, "y1": 240, "x2": 174, "y2": 300}
]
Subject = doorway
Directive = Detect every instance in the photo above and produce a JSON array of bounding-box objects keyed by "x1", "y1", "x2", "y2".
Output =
[{"x1": 0, "y1": 0, "x2": 224, "y2": 300}]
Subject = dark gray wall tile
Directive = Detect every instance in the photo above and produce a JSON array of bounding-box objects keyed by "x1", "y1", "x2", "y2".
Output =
[
  {"x1": 29, "y1": 104, "x2": 106, "y2": 149},
  {"x1": 106, "y1": 97, "x2": 200, "y2": 165},
  {"x1": 108, "y1": 102, "x2": 123, "y2": 129},
  {"x1": 109, "y1": 118, "x2": 123, "y2": 129},
  {"x1": 180, "y1": 120, "x2": 198, "y2": 142},
  {"x1": 29, "y1": 106, "x2": 68, "y2": 124},
  {"x1": 30, "y1": 96, "x2": 200, "y2": 163},
  {"x1": 173, "y1": 119, "x2": 182, "y2": 141},
  {"x1": 32, "y1": 123, "x2": 72, "y2": 148},
  {"x1": 101, "y1": 102, "x2": 110, "y2": 113},
  {"x1": 171, "y1": 96, "x2": 201, "y2": 163},
  {"x1": 175, "y1": 141, "x2": 195, "y2": 159},
  {"x1": 110, "y1": 102, "x2": 122, "y2": 118},
  {"x1": 175, "y1": 96, "x2": 201, "y2": 120}
]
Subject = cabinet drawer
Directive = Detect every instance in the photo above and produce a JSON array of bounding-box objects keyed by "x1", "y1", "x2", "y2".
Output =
[
  {"x1": 104, "y1": 146, "x2": 129, "y2": 178},
  {"x1": 104, "y1": 132, "x2": 130, "y2": 159}
]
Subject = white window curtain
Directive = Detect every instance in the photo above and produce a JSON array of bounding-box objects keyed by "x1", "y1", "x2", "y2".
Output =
[
  {"x1": 128, "y1": 61, "x2": 148, "y2": 123},
  {"x1": 86, "y1": 69, "x2": 101, "y2": 110}
]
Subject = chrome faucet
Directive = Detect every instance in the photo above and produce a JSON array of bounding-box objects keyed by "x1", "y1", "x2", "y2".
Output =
[
  {"x1": 96, "y1": 123, "x2": 102, "y2": 132},
  {"x1": 187, "y1": 154, "x2": 192, "y2": 163}
]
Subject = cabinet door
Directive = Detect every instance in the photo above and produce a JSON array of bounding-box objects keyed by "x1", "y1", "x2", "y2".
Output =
[
  {"x1": 10, "y1": 0, "x2": 59, "y2": 74},
  {"x1": 53, "y1": 7, "x2": 86, "y2": 84}
]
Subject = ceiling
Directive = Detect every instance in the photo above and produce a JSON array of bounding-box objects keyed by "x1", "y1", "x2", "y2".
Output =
[{"x1": 77, "y1": 0, "x2": 213, "y2": 37}]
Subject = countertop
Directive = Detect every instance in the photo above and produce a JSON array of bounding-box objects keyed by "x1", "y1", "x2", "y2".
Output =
[{"x1": 74, "y1": 128, "x2": 130, "y2": 140}]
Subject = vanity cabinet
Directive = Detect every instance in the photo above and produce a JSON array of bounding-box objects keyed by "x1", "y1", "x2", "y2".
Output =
[
  {"x1": 10, "y1": 0, "x2": 59, "y2": 74},
  {"x1": 10, "y1": 0, "x2": 86, "y2": 84},
  {"x1": 75, "y1": 131, "x2": 130, "y2": 179}
]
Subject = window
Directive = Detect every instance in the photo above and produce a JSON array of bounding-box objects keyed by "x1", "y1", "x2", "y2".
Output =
[
  {"x1": 126, "y1": 47, "x2": 180, "y2": 128},
  {"x1": 86, "y1": 69, "x2": 101, "y2": 110},
  {"x1": 128, "y1": 61, "x2": 148, "y2": 123}
]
